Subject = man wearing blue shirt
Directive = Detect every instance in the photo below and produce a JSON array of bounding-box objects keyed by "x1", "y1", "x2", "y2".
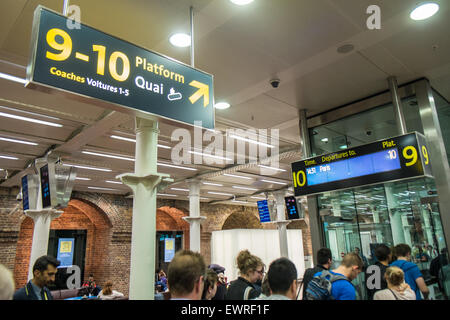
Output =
[
  {"x1": 313, "y1": 253, "x2": 364, "y2": 300},
  {"x1": 391, "y1": 244, "x2": 429, "y2": 300}
]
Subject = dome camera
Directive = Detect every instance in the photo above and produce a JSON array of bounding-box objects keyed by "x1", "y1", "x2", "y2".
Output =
[
  {"x1": 270, "y1": 78, "x2": 280, "y2": 88},
  {"x1": 366, "y1": 130, "x2": 372, "y2": 136}
]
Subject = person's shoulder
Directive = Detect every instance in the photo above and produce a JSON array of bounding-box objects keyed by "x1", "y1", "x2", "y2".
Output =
[{"x1": 12, "y1": 286, "x2": 28, "y2": 300}]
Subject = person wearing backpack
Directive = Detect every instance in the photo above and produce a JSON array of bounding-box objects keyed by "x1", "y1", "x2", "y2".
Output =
[
  {"x1": 305, "y1": 252, "x2": 363, "y2": 300},
  {"x1": 390, "y1": 244, "x2": 429, "y2": 300},
  {"x1": 225, "y1": 250, "x2": 264, "y2": 300},
  {"x1": 301, "y1": 248, "x2": 332, "y2": 300}
]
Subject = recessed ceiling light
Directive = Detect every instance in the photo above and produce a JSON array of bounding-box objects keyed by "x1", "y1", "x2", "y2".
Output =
[
  {"x1": 223, "y1": 173, "x2": 253, "y2": 180},
  {"x1": 88, "y1": 186, "x2": 118, "y2": 191},
  {"x1": 202, "y1": 182, "x2": 223, "y2": 187},
  {"x1": 63, "y1": 164, "x2": 112, "y2": 172},
  {"x1": 188, "y1": 150, "x2": 232, "y2": 161},
  {"x1": 82, "y1": 150, "x2": 134, "y2": 161},
  {"x1": 228, "y1": 134, "x2": 274, "y2": 148},
  {"x1": 250, "y1": 196, "x2": 266, "y2": 200},
  {"x1": 0, "y1": 72, "x2": 27, "y2": 84},
  {"x1": 339, "y1": 145, "x2": 347, "y2": 150},
  {"x1": 230, "y1": 0, "x2": 254, "y2": 5},
  {"x1": 169, "y1": 33, "x2": 191, "y2": 47},
  {"x1": 208, "y1": 191, "x2": 233, "y2": 196},
  {"x1": 157, "y1": 193, "x2": 177, "y2": 197},
  {"x1": 258, "y1": 165, "x2": 286, "y2": 172},
  {"x1": 214, "y1": 102, "x2": 231, "y2": 110},
  {"x1": 0, "y1": 137, "x2": 37, "y2": 145},
  {"x1": 231, "y1": 200, "x2": 248, "y2": 204},
  {"x1": 0, "y1": 155, "x2": 19, "y2": 160},
  {"x1": 157, "y1": 162, "x2": 197, "y2": 171},
  {"x1": 171, "y1": 188, "x2": 189, "y2": 192},
  {"x1": 0, "y1": 111, "x2": 62, "y2": 127},
  {"x1": 110, "y1": 135, "x2": 171, "y2": 149},
  {"x1": 260, "y1": 179, "x2": 287, "y2": 185},
  {"x1": 75, "y1": 177, "x2": 91, "y2": 181},
  {"x1": 106, "y1": 180, "x2": 122, "y2": 184},
  {"x1": 410, "y1": 3, "x2": 439, "y2": 20},
  {"x1": 232, "y1": 185, "x2": 258, "y2": 191},
  {"x1": 321, "y1": 138, "x2": 329, "y2": 143}
]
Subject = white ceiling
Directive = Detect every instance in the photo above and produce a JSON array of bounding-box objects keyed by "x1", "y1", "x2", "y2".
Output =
[{"x1": 0, "y1": 0, "x2": 449, "y2": 205}]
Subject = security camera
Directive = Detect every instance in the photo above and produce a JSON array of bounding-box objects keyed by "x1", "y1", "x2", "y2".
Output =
[
  {"x1": 365, "y1": 130, "x2": 372, "y2": 136},
  {"x1": 16, "y1": 191, "x2": 22, "y2": 201},
  {"x1": 270, "y1": 78, "x2": 280, "y2": 88}
]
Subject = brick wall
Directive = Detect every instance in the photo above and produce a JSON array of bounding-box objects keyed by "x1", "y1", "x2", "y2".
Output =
[{"x1": 0, "y1": 187, "x2": 312, "y2": 297}]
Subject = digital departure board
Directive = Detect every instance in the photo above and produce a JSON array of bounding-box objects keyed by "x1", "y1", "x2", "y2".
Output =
[
  {"x1": 40, "y1": 164, "x2": 51, "y2": 208},
  {"x1": 22, "y1": 176, "x2": 29, "y2": 211},
  {"x1": 291, "y1": 132, "x2": 433, "y2": 196},
  {"x1": 285, "y1": 196, "x2": 301, "y2": 220},
  {"x1": 257, "y1": 200, "x2": 272, "y2": 223}
]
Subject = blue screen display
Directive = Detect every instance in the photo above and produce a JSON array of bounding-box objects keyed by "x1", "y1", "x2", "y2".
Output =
[
  {"x1": 306, "y1": 148, "x2": 401, "y2": 186},
  {"x1": 257, "y1": 200, "x2": 271, "y2": 223}
]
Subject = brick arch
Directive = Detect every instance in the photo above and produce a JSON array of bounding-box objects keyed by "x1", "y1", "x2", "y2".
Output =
[
  {"x1": 72, "y1": 192, "x2": 124, "y2": 226},
  {"x1": 13, "y1": 198, "x2": 112, "y2": 289},
  {"x1": 221, "y1": 209, "x2": 262, "y2": 230},
  {"x1": 157, "y1": 206, "x2": 190, "y2": 249}
]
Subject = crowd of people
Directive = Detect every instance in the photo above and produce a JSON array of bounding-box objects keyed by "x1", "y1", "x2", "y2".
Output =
[{"x1": 0, "y1": 242, "x2": 448, "y2": 300}]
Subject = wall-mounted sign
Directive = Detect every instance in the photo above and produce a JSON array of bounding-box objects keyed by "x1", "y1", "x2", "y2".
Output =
[
  {"x1": 40, "y1": 164, "x2": 52, "y2": 208},
  {"x1": 284, "y1": 196, "x2": 301, "y2": 220},
  {"x1": 21, "y1": 174, "x2": 39, "y2": 211},
  {"x1": 291, "y1": 132, "x2": 432, "y2": 196},
  {"x1": 257, "y1": 200, "x2": 275, "y2": 223},
  {"x1": 164, "y1": 238, "x2": 175, "y2": 263},
  {"x1": 57, "y1": 238, "x2": 75, "y2": 267},
  {"x1": 27, "y1": 6, "x2": 214, "y2": 129}
]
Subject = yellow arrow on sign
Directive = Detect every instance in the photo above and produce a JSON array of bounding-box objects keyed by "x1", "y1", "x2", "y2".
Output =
[{"x1": 189, "y1": 80, "x2": 209, "y2": 107}]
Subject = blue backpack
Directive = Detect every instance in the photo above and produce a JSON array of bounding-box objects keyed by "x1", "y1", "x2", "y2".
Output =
[{"x1": 305, "y1": 270, "x2": 350, "y2": 300}]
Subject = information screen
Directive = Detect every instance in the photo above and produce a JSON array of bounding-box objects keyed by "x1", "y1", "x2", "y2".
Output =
[
  {"x1": 40, "y1": 164, "x2": 51, "y2": 208},
  {"x1": 257, "y1": 200, "x2": 271, "y2": 223},
  {"x1": 284, "y1": 196, "x2": 300, "y2": 220},
  {"x1": 291, "y1": 132, "x2": 432, "y2": 196},
  {"x1": 21, "y1": 175, "x2": 29, "y2": 211}
]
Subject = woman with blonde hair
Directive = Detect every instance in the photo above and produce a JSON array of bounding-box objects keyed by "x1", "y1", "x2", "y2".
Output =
[
  {"x1": 225, "y1": 250, "x2": 265, "y2": 300},
  {"x1": 373, "y1": 266, "x2": 416, "y2": 300},
  {"x1": 97, "y1": 281, "x2": 125, "y2": 300}
]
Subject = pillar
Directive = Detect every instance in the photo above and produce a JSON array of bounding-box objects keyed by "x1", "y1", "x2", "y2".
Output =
[
  {"x1": 183, "y1": 179, "x2": 206, "y2": 253},
  {"x1": 273, "y1": 190, "x2": 290, "y2": 258},
  {"x1": 118, "y1": 117, "x2": 169, "y2": 300}
]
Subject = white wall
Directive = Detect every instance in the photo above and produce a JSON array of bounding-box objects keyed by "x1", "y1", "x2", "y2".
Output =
[{"x1": 211, "y1": 229, "x2": 304, "y2": 283}]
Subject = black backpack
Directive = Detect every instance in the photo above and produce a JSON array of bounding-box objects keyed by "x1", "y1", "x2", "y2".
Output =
[{"x1": 305, "y1": 270, "x2": 350, "y2": 300}]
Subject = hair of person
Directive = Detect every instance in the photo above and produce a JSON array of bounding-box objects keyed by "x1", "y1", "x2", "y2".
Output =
[
  {"x1": 317, "y1": 248, "x2": 332, "y2": 265},
  {"x1": 385, "y1": 266, "x2": 404, "y2": 286},
  {"x1": 103, "y1": 281, "x2": 113, "y2": 295},
  {"x1": 32, "y1": 255, "x2": 60, "y2": 273},
  {"x1": 341, "y1": 252, "x2": 364, "y2": 269},
  {"x1": 201, "y1": 269, "x2": 218, "y2": 299},
  {"x1": 236, "y1": 250, "x2": 263, "y2": 276},
  {"x1": 0, "y1": 264, "x2": 15, "y2": 300},
  {"x1": 167, "y1": 250, "x2": 206, "y2": 296},
  {"x1": 374, "y1": 244, "x2": 391, "y2": 261},
  {"x1": 261, "y1": 274, "x2": 271, "y2": 297},
  {"x1": 267, "y1": 257, "x2": 297, "y2": 295},
  {"x1": 393, "y1": 244, "x2": 411, "y2": 258}
]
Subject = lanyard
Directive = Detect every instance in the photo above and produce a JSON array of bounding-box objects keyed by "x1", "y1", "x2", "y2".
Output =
[{"x1": 25, "y1": 283, "x2": 49, "y2": 300}]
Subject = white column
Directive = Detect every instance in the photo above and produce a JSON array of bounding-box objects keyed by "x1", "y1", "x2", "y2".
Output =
[
  {"x1": 183, "y1": 179, "x2": 206, "y2": 253},
  {"x1": 273, "y1": 190, "x2": 290, "y2": 258},
  {"x1": 385, "y1": 186, "x2": 405, "y2": 245},
  {"x1": 26, "y1": 159, "x2": 62, "y2": 280},
  {"x1": 26, "y1": 210, "x2": 62, "y2": 280},
  {"x1": 118, "y1": 117, "x2": 169, "y2": 300}
]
